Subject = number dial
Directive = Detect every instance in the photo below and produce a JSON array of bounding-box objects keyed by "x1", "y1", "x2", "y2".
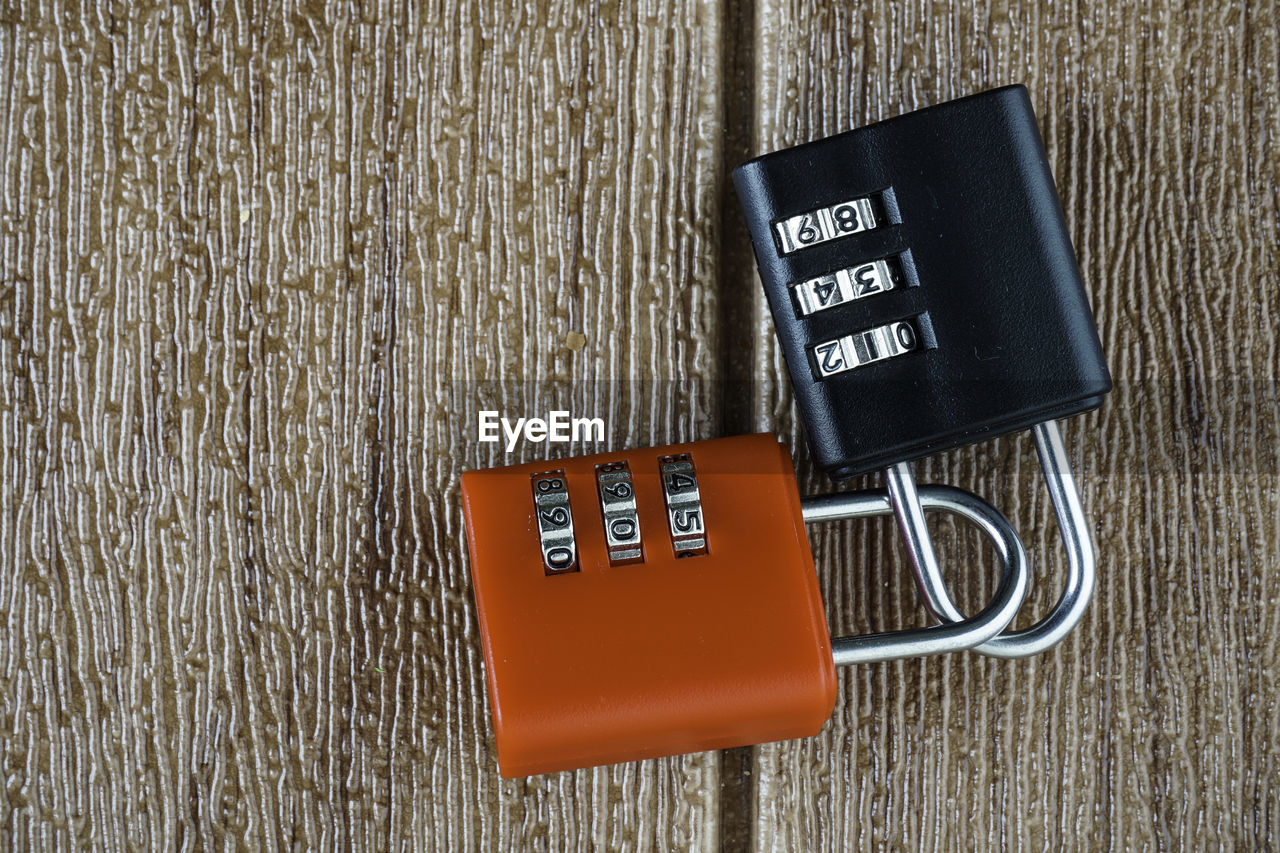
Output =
[
  {"x1": 792, "y1": 257, "x2": 901, "y2": 316},
  {"x1": 595, "y1": 461, "x2": 644, "y2": 565},
  {"x1": 531, "y1": 470, "x2": 578, "y2": 574},
  {"x1": 812, "y1": 318, "x2": 922, "y2": 378},
  {"x1": 657, "y1": 454, "x2": 709, "y2": 557},
  {"x1": 773, "y1": 196, "x2": 879, "y2": 254}
]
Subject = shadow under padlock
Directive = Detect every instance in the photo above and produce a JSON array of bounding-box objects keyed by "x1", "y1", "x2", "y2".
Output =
[{"x1": 458, "y1": 85, "x2": 1110, "y2": 778}]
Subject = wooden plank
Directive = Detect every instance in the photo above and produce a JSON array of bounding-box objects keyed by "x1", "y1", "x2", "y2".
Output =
[
  {"x1": 0, "y1": 0, "x2": 730, "y2": 848},
  {"x1": 0, "y1": 5, "x2": 258, "y2": 849},
  {"x1": 383, "y1": 0, "x2": 728, "y2": 847},
  {"x1": 743, "y1": 0, "x2": 1280, "y2": 848}
]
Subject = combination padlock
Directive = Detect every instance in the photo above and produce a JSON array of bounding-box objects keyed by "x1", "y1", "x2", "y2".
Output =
[
  {"x1": 459, "y1": 85, "x2": 1110, "y2": 777},
  {"x1": 461, "y1": 433, "x2": 1029, "y2": 777},
  {"x1": 732, "y1": 84, "x2": 1111, "y2": 657}
]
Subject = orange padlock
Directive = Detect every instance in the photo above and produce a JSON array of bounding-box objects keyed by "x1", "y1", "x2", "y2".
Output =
[
  {"x1": 462, "y1": 434, "x2": 835, "y2": 777},
  {"x1": 461, "y1": 433, "x2": 1031, "y2": 777}
]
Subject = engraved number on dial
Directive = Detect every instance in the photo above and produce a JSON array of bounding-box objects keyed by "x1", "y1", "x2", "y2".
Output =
[
  {"x1": 792, "y1": 257, "x2": 902, "y2": 317},
  {"x1": 658, "y1": 454, "x2": 709, "y2": 557},
  {"x1": 596, "y1": 461, "x2": 643, "y2": 565},
  {"x1": 531, "y1": 470, "x2": 578, "y2": 575},
  {"x1": 812, "y1": 318, "x2": 923, "y2": 379},
  {"x1": 774, "y1": 196, "x2": 880, "y2": 254}
]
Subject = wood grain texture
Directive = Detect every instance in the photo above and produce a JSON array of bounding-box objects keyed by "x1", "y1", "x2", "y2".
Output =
[
  {"x1": 0, "y1": 0, "x2": 1277, "y2": 850},
  {"x1": 1, "y1": 0, "x2": 728, "y2": 848}
]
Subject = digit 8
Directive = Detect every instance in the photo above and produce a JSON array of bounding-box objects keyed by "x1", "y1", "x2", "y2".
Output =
[{"x1": 832, "y1": 204, "x2": 860, "y2": 233}]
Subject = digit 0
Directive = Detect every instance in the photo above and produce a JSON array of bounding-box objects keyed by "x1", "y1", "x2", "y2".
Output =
[
  {"x1": 546, "y1": 547, "x2": 574, "y2": 570},
  {"x1": 895, "y1": 322, "x2": 917, "y2": 351}
]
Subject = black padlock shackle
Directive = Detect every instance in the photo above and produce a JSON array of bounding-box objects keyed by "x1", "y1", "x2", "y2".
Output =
[
  {"x1": 731, "y1": 87, "x2": 1110, "y2": 665},
  {"x1": 801, "y1": 484, "x2": 1030, "y2": 666},
  {"x1": 885, "y1": 419, "x2": 1097, "y2": 659}
]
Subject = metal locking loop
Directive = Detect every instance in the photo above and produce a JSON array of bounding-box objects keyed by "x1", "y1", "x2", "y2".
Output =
[
  {"x1": 801, "y1": 485, "x2": 1030, "y2": 666},
  {"x1": 884, "y1": 420, "x2": 1097, "y2": 659}
]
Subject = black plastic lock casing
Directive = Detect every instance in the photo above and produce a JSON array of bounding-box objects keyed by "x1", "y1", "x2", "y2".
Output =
[{"x1": 733, "y1": 85, "x2": 1111, "y2": 478}]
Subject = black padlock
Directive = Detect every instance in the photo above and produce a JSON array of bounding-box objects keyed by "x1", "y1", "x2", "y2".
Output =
[{"x1": 733, "y1": 85, "x2": 1111, "y2": 658}]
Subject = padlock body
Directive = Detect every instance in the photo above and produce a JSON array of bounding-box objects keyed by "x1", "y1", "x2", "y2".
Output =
[
  {"x1": 461, "y1": 433, "x2": 836, "y2": 777},
  {"x1": 734, "y1": 85, "x2": 1111, "y2": 477}
]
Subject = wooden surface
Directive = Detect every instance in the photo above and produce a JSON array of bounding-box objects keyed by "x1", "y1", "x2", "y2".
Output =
[{"x1": 1, "y1": 0, "x2": 1277, "y2": 849}]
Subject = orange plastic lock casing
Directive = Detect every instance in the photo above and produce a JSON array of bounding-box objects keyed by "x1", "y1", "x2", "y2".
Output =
[{"x1": 460, "y1": 433, "x2": 837, "y2": 777}]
